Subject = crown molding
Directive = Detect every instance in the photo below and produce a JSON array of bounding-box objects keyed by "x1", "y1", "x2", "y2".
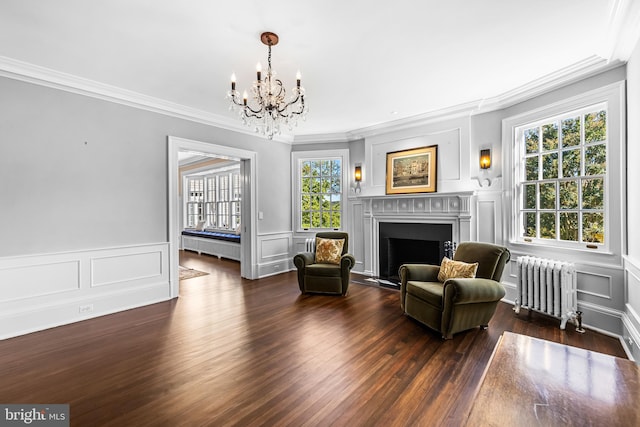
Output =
[
  {"x1": 292, "y1": 132, "x2": 361, "y2": 144},
  {"x1": 0, "y1": 55, "x2": 297, "y2": 144},
  {"x1": 292, "y1": 56, "x2": 624, "y2": 145},
  {"x1": 602, "y1": 0, "x2": 640, "y2": 62},
  {"x1": 292, "y1": 101, "x2": 479, "y2": 144},
  {"x1": 0, "y1": 43, "x2": 632, "y2": 147},
  {"x1": 472, "y1": 56, "x2": 625, "y2": 114}
]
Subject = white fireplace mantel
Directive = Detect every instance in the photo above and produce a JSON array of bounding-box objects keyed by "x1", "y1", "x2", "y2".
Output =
[{"x1": 358, "y1": 191, "x2": 477, "y2": 276}]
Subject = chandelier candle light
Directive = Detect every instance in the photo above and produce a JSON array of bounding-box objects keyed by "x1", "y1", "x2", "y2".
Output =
[{"x1": 227, "y1": 32, "x2": 307, "y2": 140}]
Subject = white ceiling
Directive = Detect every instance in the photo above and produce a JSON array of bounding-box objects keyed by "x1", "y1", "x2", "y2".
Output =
[{"x1": 1, "y1": 1, "x2": 639, "y2": 142}]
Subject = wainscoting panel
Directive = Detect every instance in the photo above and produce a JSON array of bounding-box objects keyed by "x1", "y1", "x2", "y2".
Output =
[
  {"x1": 577, "y1": 271, "x2": 613, "y2": 300},
  {"x1": 258, "y1": 232, "x2": 293, "y2": 278},
  {"x1": 92, "y1": 250, "x2": 163, "y2": 287},
  {"x1": 624, "y1": 256, "x2": 640, "y2": 361},
  {"x1": 0, "y1": 259, "x2": 80, "y2": 302},
  {"x1": 475, "y1": 190, "x2": 502, "y2": 244},
  {"x1": 0, "y1": 243, "x2": 171, "y2": 340},
  {"x1": 477, "y1": 200, "x2": 496, "y2": 244},
  {"x1": 349, "y1": 199, "x2": 365, "y2": 274},
  {"x1": 627, "y1": 258, "x2": 640, "y2": 313}
]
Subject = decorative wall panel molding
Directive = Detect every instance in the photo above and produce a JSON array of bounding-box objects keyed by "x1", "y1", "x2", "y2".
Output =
[
  {"x1": 0, "y1": 243, "x2": 170, "y2": 339},
  {"x1": 258, "y1": 232, "x2": 293, "y2": 278},
  {"x1": 0, "y1": 260, "x2": 80, "y2": 303}
]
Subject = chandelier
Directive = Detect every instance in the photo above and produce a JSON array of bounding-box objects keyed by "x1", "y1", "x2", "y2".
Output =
[{"x1": 227, "y1": 32, "x2": 307, "y2": 140}]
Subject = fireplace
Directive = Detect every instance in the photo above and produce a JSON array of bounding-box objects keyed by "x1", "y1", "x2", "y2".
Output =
[
  {"x1": 378, "y1": 222, "x2": 453, "y2": 282},
  {"x1": 360, "y1": 192, "x2": 473, "y2": 279}
]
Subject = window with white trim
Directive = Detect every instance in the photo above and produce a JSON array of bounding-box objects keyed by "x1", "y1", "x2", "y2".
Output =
[
  {"x1": 184, "y1": 168, "x2": 241, "y2": 231},
  {"x1": 515, "y1": 104, "x2": 607, "y2": 248},
  {"x1": 292, "y1": 150, "x2": 348, "y2": 232}
]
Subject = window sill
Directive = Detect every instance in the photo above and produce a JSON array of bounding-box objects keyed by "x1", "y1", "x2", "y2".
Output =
[{"x1": 508, "y1": 240, "x2": 614, "y2": 257}]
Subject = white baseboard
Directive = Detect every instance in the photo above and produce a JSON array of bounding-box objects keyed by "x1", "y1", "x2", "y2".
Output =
[{"x1": 0, "y1": 243, "x2": 171, "y2": 340}]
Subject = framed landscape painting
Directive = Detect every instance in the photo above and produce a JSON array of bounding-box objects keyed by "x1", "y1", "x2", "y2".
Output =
[{"x1": 386, "y1": 145, "x2": 437, "y2": 194}]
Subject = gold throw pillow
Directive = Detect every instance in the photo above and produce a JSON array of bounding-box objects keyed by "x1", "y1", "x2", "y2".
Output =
[
  {"x1": 437, "y1": 257, "x2": 479, "y2": 282},
  {"x1": 315, "y1": 237, "x2": 345, "y2": 265}
]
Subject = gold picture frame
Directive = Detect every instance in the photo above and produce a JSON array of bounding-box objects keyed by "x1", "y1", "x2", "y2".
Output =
[{"x1": 386, "y1": 145, "x2": 438, "y2": 194}]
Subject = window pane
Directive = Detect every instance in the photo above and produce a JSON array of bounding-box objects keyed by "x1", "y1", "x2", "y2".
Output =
[
  {"x1": 331, "y1": 177, "x2": 341, "y2": 193},
  {"x1": 559, "y1": 180, "x2": 578, "y2": 209},
  {"x1": 331, "y1": 194, "x2": 341, "y2": 210},
  {"x1": 524, "y1": 128, "x2": 539, "y2": 154},
  {"x1": 311, "y1": 161, "x2": 321, "y2": 176},
  {"x1": 525, "y1": 157, "x2": 538, "y2": 181},
  {"x1": 301, "y1": 195, "x2": 310, "y2": 210},
  {"x1": 322, "y1": 194, "x2": 330, "y2": 210},
  {"x1": 542, "y1": 152, "x2": 558, "y2": 179},
  {"x1": 311, "y1": 212, "x2": 321, "y2": 227},
  {"x1": 540, "y1": 213, "x2": 556, "y2": 239},
  {"x1": 301, "y1": 212, "x2": 310, "y2": 229},
  {"x1": 582, "y1": 178, "x2": 604, "y2": 209},
  {"x1": 332, "y1": 212, "x2": 341, "y2": 228},
  {"x1": 302, "y1": 177, "x2": 311, "y2": 193},
  {"x1": 311, "y1": 178, "x2": 320, "y2": 192},
  {"x1": 311, "y1": 195, "x2": 321, "y2": 210},
  {"x1": 560, "y1": 212, "x2": 579, "y2": 241},
  {"x1": 302, "y1": 161, "x2": 312, "y2": 176},
  {"x1": 321, "y1": 160, "x2": 331, "y2": 176},
  {"x1": 562, "y1": 149, "x2": 581, "y2": 177},
  {"x1": 321, "y1": 211, "x2": 331, "y2": 228},
  {"x1": 583, "y1": 212, "x2": 604, "y2": 243},
  {"x1": 332, "y1": 160, "x2": 341, "y2": 176},
  {"x1": 539, "y1": 182, "x2": 556, "y2": 210},
  {"x1": 585, "y1": 144, "x2": 606, "y2": 175},
  {"x1": 524, "y1": 212, "x2": 536, "y2": 238},
  {"x1": 561, "y1": 117, "x2": 580, "y2": 147},
  {"x1": 542, "y1": 122, "x2": 558, "y2": 150},
  {"x1": 523, "y1": 184, "x2": 536, "y2": 209},
  {"x1": 585, "y1": 110, "x2": 606, "y2": 143}
]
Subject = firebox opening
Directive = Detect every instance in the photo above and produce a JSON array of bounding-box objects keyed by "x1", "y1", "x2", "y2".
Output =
[
  {"x1": 378, "y1": 222, "x2": 453, "y2": 283},
  {"x1": 386, "y1": 238, "x2": 440, "y2": 281}
]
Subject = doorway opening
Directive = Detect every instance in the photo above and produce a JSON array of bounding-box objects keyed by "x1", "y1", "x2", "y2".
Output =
[{"x1": 168, "y1": 136, "x2": 257, "y2": 298}]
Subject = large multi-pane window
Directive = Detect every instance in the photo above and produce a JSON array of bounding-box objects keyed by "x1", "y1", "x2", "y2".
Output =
[
  {"x1": 300, "y1": 159, "x2": 342, "y2": 229},
  {"x1": 516, "y1": 103, "x2": 607, "y2": 247},
  {"x1": 184, "y1": 168, "x2": 241, "y2": 231}
]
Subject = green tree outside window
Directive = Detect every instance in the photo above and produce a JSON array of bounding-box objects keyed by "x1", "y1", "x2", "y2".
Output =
[
  {"x1": 519, "y1": 107, "x2": 606, "y2": 245},
  {"x1": 300, "y1": 159, "x2": 342, "y2": 229}
]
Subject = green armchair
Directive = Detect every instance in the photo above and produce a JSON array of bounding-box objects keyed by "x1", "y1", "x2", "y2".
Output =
[
  {"x1": 399, "y1": 242, "x2": 510, "y2": 339},
  {"x1": 293, "y1": 232, "x2": 356, "y2": 295}
]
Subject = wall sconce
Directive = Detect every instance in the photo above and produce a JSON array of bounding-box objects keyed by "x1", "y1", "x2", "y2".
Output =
[
  {"x1": 479, "y1": 149, "x2": 491, "y2": 169},
  {"x1": 354, "y1": 164, "x2": 362, "y2": 193}
]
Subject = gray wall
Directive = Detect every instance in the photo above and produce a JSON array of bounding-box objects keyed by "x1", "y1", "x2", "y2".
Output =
[
  {"x1": 0, "y1": 76, "x2": 292, "y2": 257},
  {"x1": 625, "y1": 38, "x2": 640, "y2": 360},
  {"x1": 627, "y1": 42, "x2": 640, "y2": 264}
]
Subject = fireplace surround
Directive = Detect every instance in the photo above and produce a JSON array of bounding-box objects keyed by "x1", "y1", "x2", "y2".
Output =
[{"x1": 359, "y1": 192, "x2": 474, "y2": 278}]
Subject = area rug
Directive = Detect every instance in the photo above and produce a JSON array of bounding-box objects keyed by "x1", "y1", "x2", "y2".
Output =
[{"x1": 179, "y1": 266, "x2": 209, "y2": 281}]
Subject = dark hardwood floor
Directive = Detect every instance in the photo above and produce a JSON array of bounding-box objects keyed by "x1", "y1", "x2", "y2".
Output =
[{"x1": 0, "y1": 251, "x2": 628, "y2": 426}]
